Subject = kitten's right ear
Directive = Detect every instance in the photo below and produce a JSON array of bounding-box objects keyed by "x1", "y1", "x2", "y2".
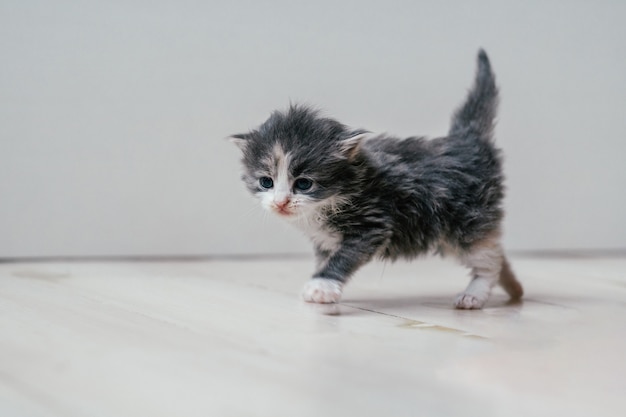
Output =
[
  {"x1": 339, "y1": 130, "x2": 370, "y2": 160},
  {"x1": 228, "y1": 133, "x2": 251, "y2": 150}
]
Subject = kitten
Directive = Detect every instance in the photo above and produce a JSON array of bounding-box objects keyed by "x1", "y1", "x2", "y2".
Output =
[{"x1": 231, "y1": 50, "x2": 523, "y2": 309}]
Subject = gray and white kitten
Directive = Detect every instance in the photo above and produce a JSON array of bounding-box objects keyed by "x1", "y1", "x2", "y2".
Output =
[{"x1": 231, "y1": 50, "x2": 523, "y2": 309}]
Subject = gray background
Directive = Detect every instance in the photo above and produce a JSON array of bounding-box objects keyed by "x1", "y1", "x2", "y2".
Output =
[{"x1": 1, "y1": 0, "x2": 625, "y2": 258}]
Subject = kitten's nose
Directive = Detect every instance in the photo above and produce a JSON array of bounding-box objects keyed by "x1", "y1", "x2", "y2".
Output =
[{"x1": 274, "y1": 198, "x2": 290, "y2": 210}]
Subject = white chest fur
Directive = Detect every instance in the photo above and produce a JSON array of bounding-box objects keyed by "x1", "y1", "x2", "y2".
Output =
[{"x1": 290, "y1": 212, "x2": 342, "y2": 253}]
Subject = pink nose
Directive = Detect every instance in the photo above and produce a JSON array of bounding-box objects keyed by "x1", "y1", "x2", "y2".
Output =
[{"x1": 274, "y1": 199, "x2": 290, "y2": 210}]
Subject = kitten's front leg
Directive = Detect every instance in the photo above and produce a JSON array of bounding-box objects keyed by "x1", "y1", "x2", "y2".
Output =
[
  {"x1": 303, "y1": 237, "x2": 384, "y2": 304},
  {"x1": 313, "y1": 245, "x2": 332, "y2": 271},
  {"x1": 303, "y1": 245, "x2": 339, "y2": 303},
  {"x1": 302, "y1": 278, "x2": 344, "y2": 304}
]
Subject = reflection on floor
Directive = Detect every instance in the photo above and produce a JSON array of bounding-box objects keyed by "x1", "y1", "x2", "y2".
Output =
[{"x1": 1, "y1": 255, "x2": 625, "y2": 417}]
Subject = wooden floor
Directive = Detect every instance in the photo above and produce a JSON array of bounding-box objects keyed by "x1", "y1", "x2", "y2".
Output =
[{"x1": 1, "y1": 255, "x2": 625, "y2": 417}]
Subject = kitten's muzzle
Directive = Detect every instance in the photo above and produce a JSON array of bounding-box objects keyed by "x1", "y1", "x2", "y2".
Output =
[{"x1": 273, "y1": 199, "x2": 293, "y2": 216}]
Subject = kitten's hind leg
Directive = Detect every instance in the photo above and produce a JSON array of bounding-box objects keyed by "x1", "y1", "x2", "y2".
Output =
[
  {"x1": 499, "y1": 257, "x2": 524, "y2": 300},
  {"x1": 454, "y1": 234, "x2": 504, "y2": 310}
]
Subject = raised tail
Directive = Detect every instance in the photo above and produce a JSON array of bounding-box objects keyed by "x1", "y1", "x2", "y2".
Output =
[{"x1": 449, "y1": 49, "x2": 499, "y2": 140}]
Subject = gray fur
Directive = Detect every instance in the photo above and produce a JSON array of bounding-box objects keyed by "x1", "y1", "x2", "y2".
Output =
[{"x1": 231, "y1": 50, "x2": 523, "y2": 308}]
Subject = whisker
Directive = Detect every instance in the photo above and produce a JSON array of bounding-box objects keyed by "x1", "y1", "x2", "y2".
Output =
[{"x1": 242, "y1": 205, "x2": 260, "y2": 218}]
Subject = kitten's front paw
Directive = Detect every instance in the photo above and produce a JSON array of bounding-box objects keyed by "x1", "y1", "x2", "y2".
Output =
[
  {"x1": 302, "y1": 278, "x2": 343, "y2": 304},
  {"x1": 454, "y1": 293, "x2": 488, "y2": 310}
]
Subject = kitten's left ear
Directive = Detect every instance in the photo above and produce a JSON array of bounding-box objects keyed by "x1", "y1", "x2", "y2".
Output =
[
  {"x1": 229, "y1": 133, "x2": 251, "y2": 150},
  {"x1": 339, "y1": 130, "x2": 370, "y2": 160}
]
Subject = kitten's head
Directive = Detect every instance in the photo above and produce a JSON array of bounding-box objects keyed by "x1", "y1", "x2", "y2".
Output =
[{"x1": 231, "y1": 105, "x2": 368, "y2": 219}]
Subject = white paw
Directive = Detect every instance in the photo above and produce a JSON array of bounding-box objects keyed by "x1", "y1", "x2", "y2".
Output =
[
  {"x1": 454, "y1": 292, "x2": 488, "y2": 310},
  {"x1": 302, "y1": 278, "x2": 343, "y2": 304}
]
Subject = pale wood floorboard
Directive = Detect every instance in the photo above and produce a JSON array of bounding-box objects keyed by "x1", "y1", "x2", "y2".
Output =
[{"x1": 1, "y1": 256, "x2": 625, "y2": 417}]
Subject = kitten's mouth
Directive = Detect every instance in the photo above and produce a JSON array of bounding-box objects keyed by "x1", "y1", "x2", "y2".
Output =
[
  {"x1": 271, "y1": 204, "x2": 296, "y2": 216},
  {"x1": 275, "y1": 207, "x2": 294, "y2": 216}
]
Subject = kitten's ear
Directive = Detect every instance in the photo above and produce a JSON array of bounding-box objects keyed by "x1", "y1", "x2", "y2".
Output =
[
  {"x1": 339, "y1": 130, "x2": 370, "y2": 160},
  {"x1": 228, "y1": 133, "x2": 251, "y2": 150}
]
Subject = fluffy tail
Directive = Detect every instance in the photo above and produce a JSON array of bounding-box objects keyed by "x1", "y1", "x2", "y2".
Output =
[{"x1": 449, "y1": 49, "x2": 499, "y2": 140}]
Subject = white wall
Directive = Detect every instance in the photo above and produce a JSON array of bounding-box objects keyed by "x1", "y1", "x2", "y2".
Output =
[{"x1": 1, "y1": 0, "x2": 625, "y2": 258}]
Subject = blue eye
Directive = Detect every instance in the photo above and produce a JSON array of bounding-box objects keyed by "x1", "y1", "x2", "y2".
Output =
[
  {"x1": 294, "y1": 178, "x2": 313, "y2": 191},
  {"x1": 259, "y1": 177, "x2": 274, "y2": 189}
]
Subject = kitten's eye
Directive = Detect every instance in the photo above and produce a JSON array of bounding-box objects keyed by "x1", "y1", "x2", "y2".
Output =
[
  {"x1": 259, "y1": 177, "x2": 274, "y2": 189},
  {"x1": 294, "y1": 178, "x2": 313, "y2": 191}
]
